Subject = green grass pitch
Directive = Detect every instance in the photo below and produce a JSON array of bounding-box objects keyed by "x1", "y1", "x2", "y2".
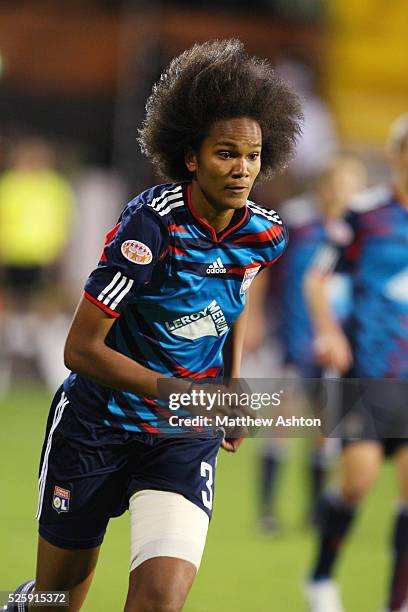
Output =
[{"x1": 0, "y1": 386, "x2": 397, "y2": 611}]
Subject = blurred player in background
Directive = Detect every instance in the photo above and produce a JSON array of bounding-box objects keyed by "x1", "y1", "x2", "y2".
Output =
[
  {"x1": 306, "y1": 114, "x2": 408, "y2": 612},
  {"x1": 7, "y1": 40, "x2": 302, "y2": 611},
  {"x1": 252, "y1": 153, "x2": 367, "y2": 532},
  {"x1": 0, "y1": 136, "x2": 74, "y2": 391}
]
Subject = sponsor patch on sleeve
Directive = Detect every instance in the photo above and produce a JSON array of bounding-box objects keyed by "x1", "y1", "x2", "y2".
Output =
[{"x1": 121, "y1": 240, "x2": 153, "y2": 265}]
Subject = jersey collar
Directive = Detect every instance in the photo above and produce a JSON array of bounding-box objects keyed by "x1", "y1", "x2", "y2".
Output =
[{"x1": 185, "y1": 183, "x2": 249, "y2": 242}]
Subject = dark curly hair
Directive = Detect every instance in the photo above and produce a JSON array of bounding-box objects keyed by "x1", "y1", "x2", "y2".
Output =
[{"x1": 138, "y1": 39, "x2": 303, "y2": 182}]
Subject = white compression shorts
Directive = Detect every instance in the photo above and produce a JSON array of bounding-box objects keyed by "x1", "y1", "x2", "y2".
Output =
[{"x1": 129, "y1": 489, "x2": 210, "y2": 573}]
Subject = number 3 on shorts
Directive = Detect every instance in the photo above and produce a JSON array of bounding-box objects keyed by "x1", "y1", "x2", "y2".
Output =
[{"x1": 200, "y1": 461, "x2": 213, "y2": 510}]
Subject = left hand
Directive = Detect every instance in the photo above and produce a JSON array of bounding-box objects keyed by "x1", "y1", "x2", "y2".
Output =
[{"x1": 221, "y1": 437, "x2": 244, "y2": 453}]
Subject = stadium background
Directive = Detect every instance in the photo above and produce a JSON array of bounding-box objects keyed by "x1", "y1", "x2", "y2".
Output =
[{"x1": 0, "y1": 1, "x2": 406, "y2": 610}]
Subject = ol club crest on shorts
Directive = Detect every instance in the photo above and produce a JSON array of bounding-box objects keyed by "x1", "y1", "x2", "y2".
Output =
[
  {"x1": 52, "y1": 485, "x2": 71, "y2": 514},
  {"x1": 121, "y1": 240, "x2": 152, "y2": 265},
  {"x1": 240, "y1": 265, "x2": 261, "y2": 294}
]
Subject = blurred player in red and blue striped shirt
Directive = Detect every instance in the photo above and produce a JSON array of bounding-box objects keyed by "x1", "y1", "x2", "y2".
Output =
[
  {"x1": 257, "y1": 153, "x2": 367, "y2": 533},
  {"x1": 306, "y1": 114, "x2": 408, "y2": 612}
]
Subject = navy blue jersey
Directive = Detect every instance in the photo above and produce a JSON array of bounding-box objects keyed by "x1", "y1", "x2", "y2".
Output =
[
  {"x1": 314, "y1": 184, "x2": 408, "y2": 378},
  {"x1": 64, "y1": 182, "x2": 288, "y2": 431},
  {"x1": 279, "y1": 194, "x2": 352, "y2": 373}
]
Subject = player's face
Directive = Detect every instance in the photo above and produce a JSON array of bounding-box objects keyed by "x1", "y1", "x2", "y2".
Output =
[
  {"x1": 320, "y1": 159, "x2": 367, "y2": 215},
  {"x1": 185, "y1": 117, "x2": 262, "y2": 212}
]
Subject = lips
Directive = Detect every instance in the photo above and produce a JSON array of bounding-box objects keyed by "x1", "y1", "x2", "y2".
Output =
[{"x1": 225, "y1": 185, "x2": 248, "y2": 192}]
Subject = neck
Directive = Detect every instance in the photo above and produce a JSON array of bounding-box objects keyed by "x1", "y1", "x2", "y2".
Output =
[
  {"x1": 317, "y1": 193, "x2": 342, "y2": 221},
  {"x1": 190, "y1": 181, "x2": 235, "y2": 234},
  {"x1": 400, "y1": 178, "x2": 408, "y2": 199},
  {"x1": 394, "y1": 176, "x2": 408, "y2": 208}
]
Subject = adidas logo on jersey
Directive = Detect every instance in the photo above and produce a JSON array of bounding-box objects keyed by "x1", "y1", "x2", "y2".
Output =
[
  {"x1": 165, "y1": 300, "x2": 228, "y2": 339},
  {"x1": 206, "y1": 257, "x2": 226, "y2": 274}
]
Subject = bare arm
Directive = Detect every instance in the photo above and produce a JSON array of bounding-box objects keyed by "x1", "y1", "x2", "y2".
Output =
[
  {"x1": 222, "y1": 296, "x2": 250, "y2": 379},
  {"x1": 64, "y1": 296, "x2": 172, "y2": 399},
  {"x1": 220, "y1": 298, "x2": 250, "y2": 452},
  {"x1": 243, "y1": 272, "x2": 269, "y2": 354},
  {"x1": 304, "y1": 268, "x2": 353, "y2": 373}
]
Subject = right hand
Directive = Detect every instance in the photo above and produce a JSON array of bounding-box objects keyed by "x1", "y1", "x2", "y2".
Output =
[{"x1": 313, "y1": 327, "x2": 353, "y2": 373}]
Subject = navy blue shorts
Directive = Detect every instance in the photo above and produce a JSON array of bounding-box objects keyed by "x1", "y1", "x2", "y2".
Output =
[
  {"x1": 339, "y1": 377, "x2": 408, "y2": 455},
  {"x1": 36, "y1": 387, "x2": 222, "y2": 549}
]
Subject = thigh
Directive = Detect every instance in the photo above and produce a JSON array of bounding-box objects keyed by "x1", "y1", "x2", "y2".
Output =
[
  {"x1": 125, "y1": 489, "x2": 208, "y2": 612},
  {"x1": 128, "y1": 489, "x2": 209, "y2": 573},
  {"x1": 123, "y1": 437, "x2": 221, "y2": 611},
  {"x1": 32, "y1": 535, "x2": 100, "y2": 612},
  {"x1": 125, "y1": 557, "x2": 196, "y2": 612},
  {"x1": 340, "y1": 440, "x2": 383, "y2": 503}
]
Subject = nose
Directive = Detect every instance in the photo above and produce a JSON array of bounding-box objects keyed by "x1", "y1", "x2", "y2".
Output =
[{"x1": 231, "y1": 157, "x2": 249, "y2": 177}]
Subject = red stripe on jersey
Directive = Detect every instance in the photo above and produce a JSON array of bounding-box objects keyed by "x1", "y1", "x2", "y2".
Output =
[
  {"x1": 105, "y1": 222, "x2": 121, "y2": 243},
  {"x1": 143, "y1": 396, "x2": 172, "y2": 419},
  {"x1": 260, "y1": 255, "x2": 283, "y2": 267},
  {"x1": 144, "y1": 396, "x2": 205, "y2": 432},
  {"x1": 169, "y1": 245, "x2": 188, "y2": 256},
  {"x1": 168, "y1": 224, "x2": 188, "y2": 233},
  {"x1": 84, "y1": 292, "x2": 120, "y2": 318},
  {"x1": 138, "y1": 422, "x2": 159, "y2": 433},
  {"x1": 158, "y1": 247, "x2": 169, "y2": 262},
  {"x1": 100, "y1": 222, "x2": 121, "y2": 262},
  {"x1": 228, "y1": 262, "x2": 261, "y2": 275},
  {"x1": 143, "y1": 396, "x2": 157, "y2": 406},
  {"x1": 187, "y1": 183, "x2": 248, "y2": 242},
  {"x1": 233, "y1": 225, "x2": 283, "y2": 243},
  {"x1": 187, "y1": 184, "x2": 218, "y2": 241},
  {"x1": 174, "y1": 365, "x2": 221, "y2": 379},
  {"x1": 218, "y1": 206, "x2": 249, "y2": 241},
  {"x1": 141, "y1": 395, "x2": 203, "y2": 432},
  {"x1": 345, "y1": 240, "x2": 362, "y2": 264}
]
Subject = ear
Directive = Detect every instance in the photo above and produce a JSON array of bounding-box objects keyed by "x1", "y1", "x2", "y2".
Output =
[{"x1": 184, "y1": 148, "x2": 198, "y2": 173}]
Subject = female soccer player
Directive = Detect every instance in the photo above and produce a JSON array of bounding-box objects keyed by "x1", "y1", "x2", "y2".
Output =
[
  {"x1": 256, "y1": 152, "x2": 367, "y2": 533},
  {"x1": 306, "y1": 114, "x2": 408, "y2": 612},
  {"x1": 9, "y1": 39, "x2": 302, "y2": 612}
]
